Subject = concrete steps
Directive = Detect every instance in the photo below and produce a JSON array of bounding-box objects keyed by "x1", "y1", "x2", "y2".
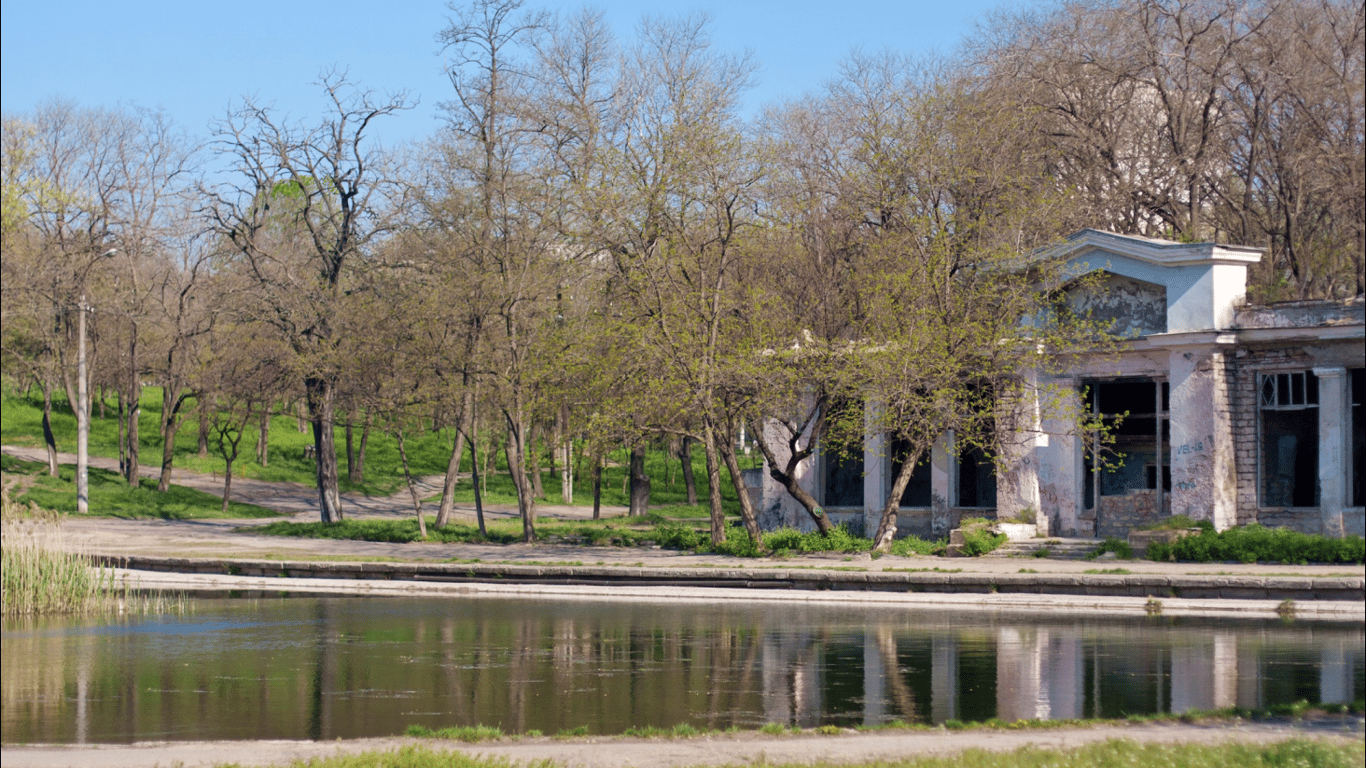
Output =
[{"x1": 985, "y1": 538, "x2": 1101, "y2": 560}]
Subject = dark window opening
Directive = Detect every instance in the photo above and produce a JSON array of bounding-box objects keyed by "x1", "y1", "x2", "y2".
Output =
[
  {"x1": 1084, "y1": 378, "x2": 1169, "y2": 507},
  {"x1": 1259, "y1": 371, "x2": 1319, "y2": 508},
  {"x1": 959, "y1": 446, "x2": 997, "y2": 508},
  {"x1": 823, "y1": 400, "x2": 864, "y2": 507},
  {"x1": 1351, "y1": 369, "x2": 1363, "y2": 507},
  {"x1": 889, "y1": 434, "x2": 932, "y2": 507}
]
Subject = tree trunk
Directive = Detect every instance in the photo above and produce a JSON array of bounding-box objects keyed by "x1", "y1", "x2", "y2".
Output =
[
  {"x1": 466, "y1": 422, "x2": 487, "y2": 537},
  {"x1": 256, "y1": 408, "x2": 270, "y2": 466},
  {"x1": 628, "y1": 443, "x2": 650, "y2": 516},
  {"x1": 528, "y1": 421, "x2": 545, "y2": 499},
  {"x1": 680, "y1": 436, "x2": 698, "y2": 506},
  {"x1": 305, "y1": 376, "x2": 344, "y2": 523},
  {"x1": 196, "y1": 401, "x2": 209, "y2": 458},
  {"x1": 437, "y1": 389, "x2": 473, "y2": 528},
  {"x1": 352, "y1": 416, "x2": 370, "y2": 484},
  {"x1": 396, "y1": 429, "x2": 427, "y2": 539},
  {"x1": 718, "y1": 431, "x2": 763, "y2": 547},
  {"x1": 701, "y1": 421, "x2": 727, "y2": 546},
  {"x1": 157, "y1": 387, "x2": 190, "y2": 493},
  {"x1": 41, "y1": 384, "x2": 59, "y2": 477},
  {"x1": 296, "y1": 399, "x2": 308, "y2": 433},
  {"x1": 748, "y1": 414, "x2": 833, "y2": 535},
  {"x1": 503, "y1": 413, "x2": 536, "y2": 542},
  {"x1": 345, "y1": 415, "x2": 355, "y2": 481},
  {"x1": 872, "y1": 447, "x2": 924, "y2": 552},
  {"x1": 591, "y1": 452, "x2": 603, "y2": 520},
  {"x1": 124, "y1": 325, "x2": 140, "y2": 487},
  {"x1": 222, "y1": 457, "x2": 233, "y2": 514}
]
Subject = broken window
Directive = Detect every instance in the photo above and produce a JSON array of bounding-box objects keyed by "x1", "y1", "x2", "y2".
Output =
[
  {"x1": 889, "y1": 434, "x2": 932, "y2": 507},
  {"x1": 958, "y1": 445, "x2": 997, "y2": 508},
  {"x1": 1083, "y1": 379, "x2": 1169, "y2": 510},
  {"x1": 1259, "y1": 371, "x2": 1319, "y2": 508}
]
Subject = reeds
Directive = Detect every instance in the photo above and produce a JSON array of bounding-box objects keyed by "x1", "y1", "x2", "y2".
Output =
[{"x1": 1, "y1": 520, "x2": 188, "y2": 617}]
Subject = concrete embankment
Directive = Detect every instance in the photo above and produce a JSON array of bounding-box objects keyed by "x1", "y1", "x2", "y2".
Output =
[{"x1": 100, "y1": 554, "x2": 1365, "y2": 621}]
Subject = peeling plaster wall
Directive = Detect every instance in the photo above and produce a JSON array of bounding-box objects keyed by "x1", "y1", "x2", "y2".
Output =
[
  {"x1": 1068, "y1": 273, "x2": 1167, "y2": 338},
  {"x1": 1167, "y1": 347, "x2": 1238, "y2": 529},
  {"x1": 1234, "y1": 298, "x2": 1364, "y2": 329}
]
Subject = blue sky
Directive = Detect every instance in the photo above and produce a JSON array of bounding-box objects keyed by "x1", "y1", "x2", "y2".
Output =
[{"x1": 2, "y1": 0, "x2": 1011, "y2": 146}]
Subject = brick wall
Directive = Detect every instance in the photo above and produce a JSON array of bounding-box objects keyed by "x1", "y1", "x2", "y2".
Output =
[{"x1": 1229, "y1": 346, "x2": 1320, "y2": 534}]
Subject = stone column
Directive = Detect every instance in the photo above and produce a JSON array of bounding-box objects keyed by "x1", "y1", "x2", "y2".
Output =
[
  {"x1": 1168, "y1": 345, "x2": 1237, "y2": 530},
  {"x1": 931, "y1": 431, "x2": 955, "y2": 537},
  {"x1": 863, "y1": 401, "x2": 887, "y2": 537},
  {"x1": 1313, "y1": 367, "x2": 1348, "y2": 537},
  {"x1": 1038, "y1": 377, "x2": 1083, "y2": 536},
  {"x1": 995, "y1": 378, "x2": 1044, "y2": 531}
]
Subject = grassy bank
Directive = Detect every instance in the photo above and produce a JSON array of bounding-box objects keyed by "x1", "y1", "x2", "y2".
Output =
[
  {"x1": 1, "y1": 454, "x2": 280, "y2": 519},
  {"x1": 0, "y1": 383, "x2": 746, "y2": 509},
  {"x1": 215, "y1": 737, "x2": 1363, "y2": 768}
]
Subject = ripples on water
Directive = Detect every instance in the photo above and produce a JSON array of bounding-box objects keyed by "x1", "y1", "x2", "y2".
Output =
[{"x1": 3, "y1": 594, "x2": 1362, "y2": 743}]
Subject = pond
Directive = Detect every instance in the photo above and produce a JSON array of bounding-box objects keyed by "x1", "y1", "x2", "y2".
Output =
[{"x1": 3, "y1": 594, "x2": 1362, "y2": 743}]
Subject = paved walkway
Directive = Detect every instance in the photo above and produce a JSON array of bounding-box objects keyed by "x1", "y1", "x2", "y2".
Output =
[{"x1": 5, "y1": 444, "x2": 1364, "y2": 581}]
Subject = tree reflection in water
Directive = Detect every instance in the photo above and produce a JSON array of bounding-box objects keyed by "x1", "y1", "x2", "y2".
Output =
[{"x1": 2, "y1": 596, "x2": 1361, "y2": 743}]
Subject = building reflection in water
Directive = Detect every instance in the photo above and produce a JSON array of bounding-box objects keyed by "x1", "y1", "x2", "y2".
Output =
[{"x1": 3, "y1": 598, "x2": 1362, "y2": 744}]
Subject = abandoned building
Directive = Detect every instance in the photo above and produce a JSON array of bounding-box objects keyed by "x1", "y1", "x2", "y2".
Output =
[{"x1": 757, "y1": 229, "x2": 1365, "y2": 540}]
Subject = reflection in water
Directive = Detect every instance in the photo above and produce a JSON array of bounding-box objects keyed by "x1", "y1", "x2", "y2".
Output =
[{"x1": 2, "y1": 596, "x2": 1362, "y2": 743}]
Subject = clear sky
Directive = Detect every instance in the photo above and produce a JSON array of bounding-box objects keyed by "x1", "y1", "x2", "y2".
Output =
[{"x1": 2, "y1": 0, "x2": 1011, "y2": 147}]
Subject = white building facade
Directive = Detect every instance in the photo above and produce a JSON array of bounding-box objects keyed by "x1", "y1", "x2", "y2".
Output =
[{"x1": 757, "y1": 230, "x2": 1365, "y2": 539}]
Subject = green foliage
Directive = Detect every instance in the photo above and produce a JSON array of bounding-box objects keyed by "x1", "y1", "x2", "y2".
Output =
[
  {"x1": 959, "y1": 528, "x2": 1007, "y2": 557},
  {"x1": 2, "y1": 454, "x2": 279, "y2": 519},
  {"x1": 652, "y1": 522, "x2": 704, "y2": 550},
  {"x1": 889, "y1": 535, "x2": 947, "y2": 557},
  {"x1": 762, "y1": 525, "x2": 871, "y2": 554},
  {"x1": 1148, "y1": 524, "x2": 1364, "y2": 564},
  {"x1": 1085, "y1": 537, "x2": 1134, "y2": 560}
]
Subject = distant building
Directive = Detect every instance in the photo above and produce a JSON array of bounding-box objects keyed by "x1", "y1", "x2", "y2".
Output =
[{"x1": 758, "y1": 229, "x2": 1365, "y2": 539}]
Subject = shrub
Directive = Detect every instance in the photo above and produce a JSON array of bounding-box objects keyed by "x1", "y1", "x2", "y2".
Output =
[
  {"x1": 1149, "y1": 524, "x2": 1364, "y2": 564},
  {"x1": 653, "y1": 523, "x2": 703, "y2": 551},
  {"x1": 1086, "y1": 537, "x2": 1134, "y2": 560},
  {"x1": 889, "y1": 535, "x2": 946, "y2": 556},
  {"x1": 959, "y1": 527, "x2": 1007, "y2": 557}
]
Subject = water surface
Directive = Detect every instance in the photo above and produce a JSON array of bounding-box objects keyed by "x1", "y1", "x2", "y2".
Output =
[{"x1": 3, "y1": 595, "x2": 1361, "y2": 743}]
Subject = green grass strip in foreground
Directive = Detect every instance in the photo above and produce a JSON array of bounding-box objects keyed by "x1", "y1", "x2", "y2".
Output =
[
  {"x1": 215, "y1": 738, "x2": 1363, "y2": 768},
  {"x1": 2, "y1": 455, "x2": 280, "y2": 520}
]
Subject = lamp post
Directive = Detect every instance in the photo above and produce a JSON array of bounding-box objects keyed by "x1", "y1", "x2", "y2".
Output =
[{"x1": 75, "y1": 247, "x2": 118, "y2": 514}]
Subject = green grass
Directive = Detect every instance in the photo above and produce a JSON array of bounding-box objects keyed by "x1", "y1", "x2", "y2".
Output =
[
  {"x1": 403, "y1": 724, "x2": 504, "y2": 742},
  {"x1": 1148, "y1": 524, "x2": 1365, "y2": 565},
  {"x1": 1, "y1": 454, "x2": 281, "y2": 519},
  {"x1": 1086, "y1": 537, "x2": 1135, "y2": 560},
  {"x1": 890, "y1": 534, "x2": 948, "y2": 556},
  {"x1": 210, "y1": 739, "x2": 1364, "y2": 768},
  {"x1": 1, "y1": 384, "x2": 745, "y2": 511}
]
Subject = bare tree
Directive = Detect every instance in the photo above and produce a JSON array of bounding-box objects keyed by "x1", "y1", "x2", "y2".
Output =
[{"x1": 205, "y1": 72, "x2": 410, "y2": 523}]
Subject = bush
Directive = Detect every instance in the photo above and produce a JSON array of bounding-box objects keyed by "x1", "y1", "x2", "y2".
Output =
[
  {"x1": 653, "y1": 523, "x2": 704, "y2": 551},
  {"x1": 1148, "y1": 524, "x2": 1364, "y2": 564},
  {"x1": 1086, "y1": 537, "x2": 1134, "y2": 560},
  {"x1": 959, "y1": 527, "x2": 1008, "y2": 556},
  {"x1": 889, "y1": 535, "x2": 947, "y2": 556}
]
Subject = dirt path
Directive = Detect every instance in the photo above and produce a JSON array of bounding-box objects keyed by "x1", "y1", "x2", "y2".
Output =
[{"x1": 3, "y1": 719, "x2": 1362, "y2": 768}]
